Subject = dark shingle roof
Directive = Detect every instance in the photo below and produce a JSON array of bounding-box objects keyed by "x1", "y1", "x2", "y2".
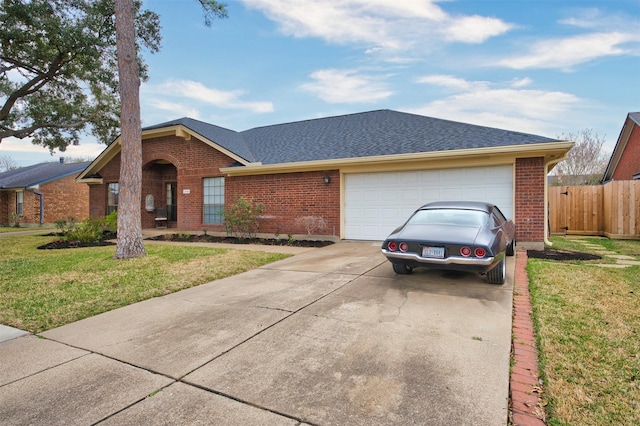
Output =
[
  {"x1": 147, "y1": 110, "x2": 561, "y2": 165},
  {"x1": 0, "y1": 161, "x2": 91, "y2": 189}
]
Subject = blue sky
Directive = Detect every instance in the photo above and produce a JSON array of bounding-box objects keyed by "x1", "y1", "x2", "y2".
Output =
[{"x1": 3, "y1": 0, "x2": 639, "y2": 167}]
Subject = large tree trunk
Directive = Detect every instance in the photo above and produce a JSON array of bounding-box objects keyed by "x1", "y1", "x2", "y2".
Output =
[{"x1": 114, "y1": 0, "x2": 146, "y2": 259}]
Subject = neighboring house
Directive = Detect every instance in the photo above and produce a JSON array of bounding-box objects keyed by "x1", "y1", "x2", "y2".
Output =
[
  {"x1": 77, "y1": 109, "x2": 573, "y2": 249},
  {"x1": 0, "y1": 159, "x2": 91, "y2": 226},
  {"x1": 602, "y1": 112, "x2": 640, "y2": 182}
]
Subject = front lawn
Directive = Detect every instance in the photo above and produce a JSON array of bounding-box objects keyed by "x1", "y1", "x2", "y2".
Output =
[
  {"x1": 527, "y1": 236, "x2": 640, "y2": 425},
  {"x1": 0, "y1": 234, "x2": 290, "y2": 333}
]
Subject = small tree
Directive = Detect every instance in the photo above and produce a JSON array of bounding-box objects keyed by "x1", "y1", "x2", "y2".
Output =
[
  {"x1": 552, "y1": 129, "x2": 609, "y2": 186},
  {"x1": 224, "y1": 196, "x2": 264, "y2": 239},
  {"x1": 0, "y1": 155, "x2": 17, "y2": 172}
]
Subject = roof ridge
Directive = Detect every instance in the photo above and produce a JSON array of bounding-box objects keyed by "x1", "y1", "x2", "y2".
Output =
[
  {"x1": 144, "y1": 117, "x2": 238, "y2": 133},
  {"x1": 241, "y1": 109, "x2": 391, "y2": 132},
  {"x1": 0, "y1": 161, "x2": 89, "y2": 189}
]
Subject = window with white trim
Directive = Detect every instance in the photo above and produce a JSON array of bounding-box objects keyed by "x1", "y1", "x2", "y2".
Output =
[
  {"x1": 203, "y1": 177, "x2": 224, "y2": 224},
  {"x1": 16, "y1": 191, "x2": 23, "y2": 216}
]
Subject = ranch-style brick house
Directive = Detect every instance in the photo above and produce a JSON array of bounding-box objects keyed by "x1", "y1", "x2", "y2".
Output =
[
  {"x1": 1, "y1": 159, "x2": 90, "y2": 226},
  {"x1": 77, "y1": 109, "x2": 573, "y2": 249}
]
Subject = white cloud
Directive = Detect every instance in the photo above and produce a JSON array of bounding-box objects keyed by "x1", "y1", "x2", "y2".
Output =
[
  {"x1": 511, "y1": 77, "x2": 533, "y2": 88},
  {"x1": 300, "y1": 69, "x2": 393, "y2": 103},
  {"x1": 412, "y1": 75, "x2": 584, "y2": 135},
  {"x1": 145, "y1": 100, "x2": 203, "y2": 120},
  {"x1": 558, "y1": 7, "x2": 637, "y2": 31},
  {"x1": 443, "y1": 15, "x2": 512, "y2": 44},
  {"x1": 499, "y1": 31, "x2": 639, "y2": 70},
  {"x1": 145, "y1": 80, "x2": 274, "y2": 113},
  {"x1": 415, "y1": 74, "x2": 478, "y2": 90},
  {"x1": 239, "y1": 0, "x2": 512, "y2": 55}
]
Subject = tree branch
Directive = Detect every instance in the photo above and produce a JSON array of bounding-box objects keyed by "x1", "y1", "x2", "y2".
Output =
[
  {"x1": 0, "y1": 118, "x2": 86, "y2": 142},
  {"x1": 0, "y1": 53, "x2": 69, "y2": 121}
]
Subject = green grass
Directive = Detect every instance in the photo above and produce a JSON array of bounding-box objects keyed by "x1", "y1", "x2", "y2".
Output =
[
  {"x1": 0, "y1": 234, "x2": 291, "y2": 333},
  {"x1": 0, "y1": 226, "x2": 55, "y2": 233},
  {"x1": 528, "y1": 237, "x2": 640, "y2": 425}
]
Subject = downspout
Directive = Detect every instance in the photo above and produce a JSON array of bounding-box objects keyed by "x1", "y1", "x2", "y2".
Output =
[
  {"x1": 25, "y1": 188, "x2": 44, "y2": 225},
  {"x1": 543, "y1": 161, "x2": 553, "y2": 246}
]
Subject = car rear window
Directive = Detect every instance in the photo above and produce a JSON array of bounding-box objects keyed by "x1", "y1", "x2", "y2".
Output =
[{"x1": 409, "y1": 209, "x2": 489, "y2": 227}]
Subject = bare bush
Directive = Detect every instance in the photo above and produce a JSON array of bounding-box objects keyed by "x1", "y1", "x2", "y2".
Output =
[{"x1": 295, "y1": 216, "x2": 328, "y2": 235}]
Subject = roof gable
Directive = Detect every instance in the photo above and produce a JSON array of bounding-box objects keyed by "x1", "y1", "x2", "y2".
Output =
[
  {"x1": 144, "y1": 117, "x2": 257, "y2": 162},
  {"x1": 0, "y1": 161, "x2": 90, "y2": 189}
]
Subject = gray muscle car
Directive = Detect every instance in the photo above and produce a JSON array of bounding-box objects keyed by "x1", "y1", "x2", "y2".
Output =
[{"x1": 381, "y1": 201, "x2": 516, "y2": 284}]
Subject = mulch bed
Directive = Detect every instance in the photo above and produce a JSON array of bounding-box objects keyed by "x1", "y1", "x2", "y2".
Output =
[
  {"x1": 527, "y1": 248, "x2": 601, "y2": 261},
  {"x1": 37, "y1": 232, "x2": 117, "y2": 250},
  {"x1": 36, "y1": 232, "x2": 334, "y2": 250},
  {"x1": 146, "y1": 233, "x2": 335, "y2": 248}
]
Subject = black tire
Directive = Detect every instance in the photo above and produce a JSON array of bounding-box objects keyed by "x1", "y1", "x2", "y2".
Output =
[
  {"x1": 506, "y1": 239, "x2": 515, "y2": 257},
  {"x1": 486, "y1": 258, "x2": 505, "y2": 284},
  {"x1": 392, "y1": 263, "x2": 413, "y2": 275}
]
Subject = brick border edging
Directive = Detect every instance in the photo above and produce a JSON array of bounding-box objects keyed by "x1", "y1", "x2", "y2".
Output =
[{"x1": 510, "y1": 250, "x2": 546, "y2": 425}]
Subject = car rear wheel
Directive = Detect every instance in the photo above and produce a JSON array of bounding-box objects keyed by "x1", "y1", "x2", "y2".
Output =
[
  {"x1": 486, "y1": 258, "x2": 505, "y2": 284},
  {"x1": 392, "y1": 263, "x2": 413, "y2": 274},
  {"x1": 506, "y1": 238, "x2": 515, "y2": 256}
]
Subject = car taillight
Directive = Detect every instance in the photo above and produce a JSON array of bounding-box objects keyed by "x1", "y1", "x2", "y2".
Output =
[
  {"x1": 399, "y1": 242, "x2": 409, "y2": 252},
  {"x1": 475, "y1": 247, "x2": 486, "y2": 258},
  {"x1": 388, "y1": 241, "x2": 398, "y2": 251},
  {"x1": 460, "y1": 246, "x2": 471, "y2": 257}
]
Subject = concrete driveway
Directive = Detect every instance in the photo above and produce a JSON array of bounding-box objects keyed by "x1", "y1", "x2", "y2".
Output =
[{"x1": 0, "y1": 241, "x2": 514, "y2": 425}]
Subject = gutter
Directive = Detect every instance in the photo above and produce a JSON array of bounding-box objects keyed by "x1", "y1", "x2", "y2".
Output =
[{"x1": 25, "y1": 188, "x2": 44, "y2": 225}]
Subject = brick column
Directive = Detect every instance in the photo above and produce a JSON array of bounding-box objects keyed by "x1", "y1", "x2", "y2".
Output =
[{"x1": 515, "y1": 157, "x2": 545, "y2": 250}]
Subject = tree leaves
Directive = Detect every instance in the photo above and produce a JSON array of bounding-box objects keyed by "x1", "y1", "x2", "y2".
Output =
[{"x1": 0, "y1": 0, "x2": 161, "y2": 150}]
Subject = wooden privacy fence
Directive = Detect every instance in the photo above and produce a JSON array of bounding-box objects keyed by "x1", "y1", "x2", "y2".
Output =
[{"x1": 549, "y1": 180, "x2": 640, "y2": 238}]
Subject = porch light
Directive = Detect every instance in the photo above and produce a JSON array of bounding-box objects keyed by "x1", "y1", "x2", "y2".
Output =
[{"x1": 323, "y1": 176, "x2": 331, "y2": 184}]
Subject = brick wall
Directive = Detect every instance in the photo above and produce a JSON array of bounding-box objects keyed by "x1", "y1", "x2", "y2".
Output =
[
  {"x1": 0, "y1": 192, "x2": 8, "y2": 224},
  {"x1": 89, "y1": 135, "x2": 341, "y2": 236},
  {"x1": 226, "y1": 170, "x2": 341, "y2": 236},
  {"x1": 41, "y1": 175, "x2": 89, "y2": 223},
  {"x1": 612, "y1": 124, "x2": 640, "y2": 180},
  {"x1": 515, "y1": 157, "x2": 545, "y2": 248}
]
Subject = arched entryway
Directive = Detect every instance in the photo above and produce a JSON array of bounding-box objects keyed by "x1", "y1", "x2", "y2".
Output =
[{"x1": 142, "y1": 160, "x2": 178, "y2": 229}]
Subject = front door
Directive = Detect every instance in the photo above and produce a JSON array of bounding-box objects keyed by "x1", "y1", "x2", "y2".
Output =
[{"x1": 166, "y1": 182, "x2": 177, "y2": 222}]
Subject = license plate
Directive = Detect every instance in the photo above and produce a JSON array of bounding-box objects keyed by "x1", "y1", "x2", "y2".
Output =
[{"x1": 422, "y1": 246, "x2": 444, "y2": 258}]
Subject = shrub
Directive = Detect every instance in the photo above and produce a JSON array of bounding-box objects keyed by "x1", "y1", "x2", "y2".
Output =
[
  {"x1": 104, "y1": 211, "x2": 117, "y2": 233},
  {"x1": 54, "y1": 217, "x2": 77, "y2": 235},
  {"x1": 9, "y1": 213, "x2": 22, "y2": 228},
  {"x1": 54, "y1": 215, "x2": 113, "y2": 244},
  {"x1": 66, "y1": 218, "x2": 104, "y2": 243},
  {"x1": 295, "y1": 216, "x2": 328, "y2": 235},
  {"x1": 224, "y1": 196, "x2": 264, "y2": 239}
]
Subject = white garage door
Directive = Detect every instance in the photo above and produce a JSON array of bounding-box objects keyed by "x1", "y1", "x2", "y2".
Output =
[{"x1": 344, "y1": 165, "x2": 513, "y2": 240}]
